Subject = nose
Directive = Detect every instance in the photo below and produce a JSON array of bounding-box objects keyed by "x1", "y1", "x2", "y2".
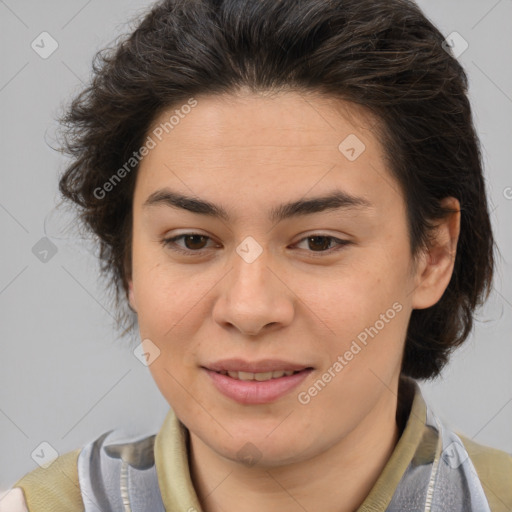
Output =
[{"x1": 212, "y1": 248, "x2": 294, "y2": 337}]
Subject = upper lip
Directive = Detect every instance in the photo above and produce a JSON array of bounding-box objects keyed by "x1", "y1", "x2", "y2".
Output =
[{"x1": 204, "y1": 358, "x2": 312, "y2": 373}]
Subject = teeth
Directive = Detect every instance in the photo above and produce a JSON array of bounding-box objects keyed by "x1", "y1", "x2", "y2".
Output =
[
  {"x1": 221, "y1": 370, "x2": 297, "y2": 381},
  {"x1": 238, "y1": 371, "x2": 256, "y2": 381}
]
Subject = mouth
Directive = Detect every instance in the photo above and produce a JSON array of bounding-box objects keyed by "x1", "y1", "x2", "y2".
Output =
[
  {"x1": 214, "y1": 369, "x2": 304, "y2": 381},
  {"x1": 202, "y1": 359, "x2": 314, "y2": 404}
]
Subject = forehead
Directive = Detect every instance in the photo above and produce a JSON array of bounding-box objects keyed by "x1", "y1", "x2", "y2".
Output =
[
  {"x1": 134, "y1": 91, "x2": 402, "y2": 219},
  {"x1": 149, "y1": 90, "x2": 380, "y2": 152}
]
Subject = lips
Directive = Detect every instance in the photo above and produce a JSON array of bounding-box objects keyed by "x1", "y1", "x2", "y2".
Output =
[{"x1": 202, "y1": 358, "x2": 314, "y2": 404}]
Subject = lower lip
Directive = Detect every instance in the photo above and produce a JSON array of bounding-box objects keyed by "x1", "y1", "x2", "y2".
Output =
[{"x1": 203, "y1": 368, "x2": 313, "y2": 405}]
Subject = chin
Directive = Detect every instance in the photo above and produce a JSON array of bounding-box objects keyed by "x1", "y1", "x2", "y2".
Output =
[{"x1": 200, "y1": 427, "x2": 312, "y2": 468}]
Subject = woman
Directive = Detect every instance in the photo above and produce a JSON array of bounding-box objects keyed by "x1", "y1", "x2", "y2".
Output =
[{"x1": 4, "y1": 0, "x2": 511, "y2": 510}]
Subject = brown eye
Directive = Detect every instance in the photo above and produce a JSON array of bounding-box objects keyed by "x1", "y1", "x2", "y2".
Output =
[
  {"x1": 306, "y1": 236, "x2": 334, "y2": 252},
  {"x1": 162, "y1": 233, "x2": 214, "y2": 254},
  {"x1": 181, "y1": 234, "x2": 209, "y2": 250},
  {"x1": 295, "y1": 235, "x2": 350, "y2": 255}
]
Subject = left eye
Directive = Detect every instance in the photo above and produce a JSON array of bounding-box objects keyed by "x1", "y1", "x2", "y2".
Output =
[
  {"x1": 294, "y1": 235, "x2": 350, "y2": 253},
  {"x1": 162, "y1": 233, "x2": 350, "y2": 256}
]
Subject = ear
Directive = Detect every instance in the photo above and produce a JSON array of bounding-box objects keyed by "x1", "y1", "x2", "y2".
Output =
[
  {"x1": 411, "y1": 197, "x2": 461, "y2": 310},
  {"x1": 128, "y1": 279, "x2": 137, "y2": 312}
]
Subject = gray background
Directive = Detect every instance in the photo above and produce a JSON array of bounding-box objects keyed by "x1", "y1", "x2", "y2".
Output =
[{"x1": 1, "y1": 0, "x2": 511, "y2": 490}]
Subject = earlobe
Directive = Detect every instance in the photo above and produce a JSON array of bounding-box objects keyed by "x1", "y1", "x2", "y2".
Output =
[{"x1": 411, "y1": 197, "x2": 461, "y2": 310}]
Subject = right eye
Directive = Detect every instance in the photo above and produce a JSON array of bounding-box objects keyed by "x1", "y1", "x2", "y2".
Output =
[{"x1": 161, "y1": 233, "x2": 218, "y2": 255}]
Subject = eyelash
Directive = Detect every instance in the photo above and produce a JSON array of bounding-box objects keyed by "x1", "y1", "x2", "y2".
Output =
[{"x1": 161, "y1": 233, "x2": 351, "y2": 257}]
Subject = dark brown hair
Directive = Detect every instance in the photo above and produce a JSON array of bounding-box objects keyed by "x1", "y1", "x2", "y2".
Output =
[{"x1": 58, "y1": 0, "x2": 494, "y2": 380}]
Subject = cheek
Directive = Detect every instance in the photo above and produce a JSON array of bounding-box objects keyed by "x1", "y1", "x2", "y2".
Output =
[
  {"x1": 299, "y1": 280, "x2": 407, "y2": 426},
  {"x1": 318, "y1": 257, "x2": 407, "y2": 323},
  {"x1": 311, "y1": 256, "x2": 410, "y2": 375},
  {"x1": 132, "y1": 254, "x2": 193, "y2": 335}
]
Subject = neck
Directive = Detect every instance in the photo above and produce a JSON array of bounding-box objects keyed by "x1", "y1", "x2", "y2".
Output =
[{"x1": 188, "y1": 385, "x2": 404, "y2": 512}]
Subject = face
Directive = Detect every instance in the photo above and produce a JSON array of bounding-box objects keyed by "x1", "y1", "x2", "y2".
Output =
[{"x1": 128, "y1": 90, "x2": 450, "y2": 467}]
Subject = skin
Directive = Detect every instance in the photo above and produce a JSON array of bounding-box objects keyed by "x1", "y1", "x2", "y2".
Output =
[{"x1": 128, "y1": 90, "x2": 460, "y2": 512}]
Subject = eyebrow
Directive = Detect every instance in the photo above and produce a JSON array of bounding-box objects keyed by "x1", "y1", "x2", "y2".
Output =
[{"x1": 143, "y1": 188, "x2": 372, "y2": 224}]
